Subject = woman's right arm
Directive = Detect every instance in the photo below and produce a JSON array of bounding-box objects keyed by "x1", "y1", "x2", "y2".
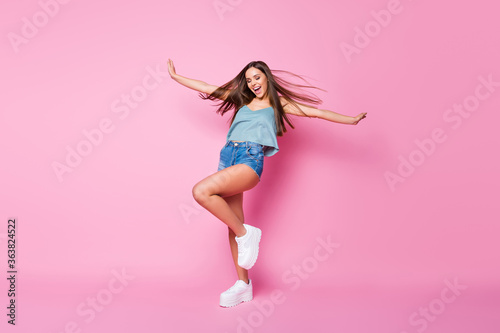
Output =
[{"x1": 167, "y1": 59, "x2": 229, "y2": 100}]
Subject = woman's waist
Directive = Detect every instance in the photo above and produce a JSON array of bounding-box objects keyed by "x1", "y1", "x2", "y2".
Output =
[{"x1": 224, "y1": 140, "x2": 264, "y2": 148}]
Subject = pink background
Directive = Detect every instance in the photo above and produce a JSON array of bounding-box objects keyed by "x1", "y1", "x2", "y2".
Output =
[{"x1": 1, "y1": 0, "x2": 499, "y2": 332}]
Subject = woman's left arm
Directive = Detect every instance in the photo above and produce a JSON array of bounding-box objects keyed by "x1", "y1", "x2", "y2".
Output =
[{"x1": 282, "y1": 99, "x2": 367, "y2": 125}]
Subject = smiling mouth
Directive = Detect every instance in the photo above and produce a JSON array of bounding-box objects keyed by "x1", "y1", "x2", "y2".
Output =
[{"x1": 253, "y1": 86, "x2": 262, "y2": 94}]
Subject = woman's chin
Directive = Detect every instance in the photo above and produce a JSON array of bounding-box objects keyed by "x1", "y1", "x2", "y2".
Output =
[{"x1": 253, "y1": 91, "x2": 267, "y2": 99}]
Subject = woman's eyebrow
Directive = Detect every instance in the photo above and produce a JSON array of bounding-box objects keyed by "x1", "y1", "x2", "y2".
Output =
[{"x1": 245, "y1": 75, "x2": 260, "y2": 80}]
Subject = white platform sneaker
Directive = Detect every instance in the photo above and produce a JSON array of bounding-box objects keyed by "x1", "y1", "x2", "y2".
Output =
[
  {"x1": 220, "y1": 279, "x2": 253, "y2": 307},
  {"x1": 235, "y1": 224, "x2": 262, "y2": 270}
]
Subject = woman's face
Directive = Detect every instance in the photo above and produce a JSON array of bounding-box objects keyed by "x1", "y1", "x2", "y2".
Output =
[{"x1": 245, "y1": 67, "x2": 268, "y2": 99}]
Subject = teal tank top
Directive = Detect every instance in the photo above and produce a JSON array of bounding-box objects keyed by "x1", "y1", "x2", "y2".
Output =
[{"x1": 226, "y1": 105, "x2": 279, "y2": 156}]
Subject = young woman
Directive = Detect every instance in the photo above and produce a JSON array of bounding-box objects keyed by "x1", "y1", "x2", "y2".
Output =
[{"x1": 167, "y1": 59, "x2": 367, "y2": 307}]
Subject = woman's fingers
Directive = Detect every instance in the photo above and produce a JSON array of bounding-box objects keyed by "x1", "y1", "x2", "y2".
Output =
[
  {"x1": 353, "y1": 113, "x2": 367, "y2": 125},
  {"x1": 167, "y1": 59, "x2": 176, "y2": 77}
]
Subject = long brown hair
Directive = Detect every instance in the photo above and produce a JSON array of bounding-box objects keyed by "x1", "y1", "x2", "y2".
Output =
[{"x1": 199, "y1": 60, "x2": 326, "y2": 136}]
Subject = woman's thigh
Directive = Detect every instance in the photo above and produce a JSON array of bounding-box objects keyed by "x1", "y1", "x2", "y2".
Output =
[{"x1": 194, "y1": 164, "x2": 259, "y2": 198}]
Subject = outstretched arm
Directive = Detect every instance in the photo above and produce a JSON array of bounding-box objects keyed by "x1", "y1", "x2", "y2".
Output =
[
  {"x1": 281, "y1": 98, "x2": 367, "y2": 125},
  {"x1": 167, "y1": 59, "x2": 230, "y2": 100}
]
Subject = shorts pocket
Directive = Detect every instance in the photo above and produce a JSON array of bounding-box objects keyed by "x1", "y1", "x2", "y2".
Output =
[{"x1": 246, "y1": 145, "x2": 263, "y2": 163}]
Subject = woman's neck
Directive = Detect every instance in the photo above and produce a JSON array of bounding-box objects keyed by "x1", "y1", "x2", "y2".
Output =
[{"x1": 249, "y1": 96, "x2": 271, "y2": 107}]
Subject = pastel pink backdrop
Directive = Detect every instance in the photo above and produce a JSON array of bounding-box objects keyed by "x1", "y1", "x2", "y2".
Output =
[{"x1": 1, "y1": 0, "x2": 499, "y2": 332}]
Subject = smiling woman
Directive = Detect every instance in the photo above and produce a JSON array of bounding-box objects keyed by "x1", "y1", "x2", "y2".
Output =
[
  {"x1": 167, "y1": 58, "x2": 367, "y2": 308},
  {"x1": 246, "y1": 67, "x2": 268, "y2": 98},
  {"x1": 199, "y1": 60, "x2": 329, "y2": 136}
]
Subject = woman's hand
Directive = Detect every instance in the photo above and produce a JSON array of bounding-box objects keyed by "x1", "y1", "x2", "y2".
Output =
[
  {"x1": 352, "y1": 112, "x2": 367, "y2": 125},
  {"x1": 165, "y1": 60, "x2": 226, "y2": 98},
  {"x1": 167, "y1": 58, "x2": 177, "y2": 79}
]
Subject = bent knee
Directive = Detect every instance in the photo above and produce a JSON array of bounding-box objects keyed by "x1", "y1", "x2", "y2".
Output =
[
  {"x1": 192, "y1": 184, "x2": 204, "y2": 204},
  {"x1": 192, "y1": 183, "x2": 212, "y2": 205}
]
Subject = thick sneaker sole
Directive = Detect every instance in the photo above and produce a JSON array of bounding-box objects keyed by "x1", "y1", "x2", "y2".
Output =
[
  {"x1": 238, "y1": 227, "x2": 262, "y2": 270},
  {"x1": 220, "y1": 291, "x2": 253, "y2": 308}
]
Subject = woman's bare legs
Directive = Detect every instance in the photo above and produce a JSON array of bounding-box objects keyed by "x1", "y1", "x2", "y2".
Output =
[
  {"x1": 192, "y1": 164, "x2": 259, "y2": 283},
  {"x1": 224, "y1": 193, "x2": 249, "y2": 284},
  {"x1": 192, "y1": 163, "x2": 259, "y2": 237}
]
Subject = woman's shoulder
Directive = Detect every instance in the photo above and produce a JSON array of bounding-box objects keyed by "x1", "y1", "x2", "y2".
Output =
[{"x1": 278, "y1": 96, "x2": 289, "y2": 107}]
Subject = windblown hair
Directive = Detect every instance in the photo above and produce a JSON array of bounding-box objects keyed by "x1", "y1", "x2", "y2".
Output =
[{"x1": 198, "y1": 60, "x2": 326, "y2": 136}]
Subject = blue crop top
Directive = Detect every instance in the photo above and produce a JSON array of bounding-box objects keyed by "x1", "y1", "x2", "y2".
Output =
[{"x1": 226, "y1": 105, "x2": 279, "y2": 156}]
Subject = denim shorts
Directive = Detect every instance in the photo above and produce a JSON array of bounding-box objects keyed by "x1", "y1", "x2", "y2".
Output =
[{"x1": 217, "y1": 141, "x2": 264, "y2": 180}]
